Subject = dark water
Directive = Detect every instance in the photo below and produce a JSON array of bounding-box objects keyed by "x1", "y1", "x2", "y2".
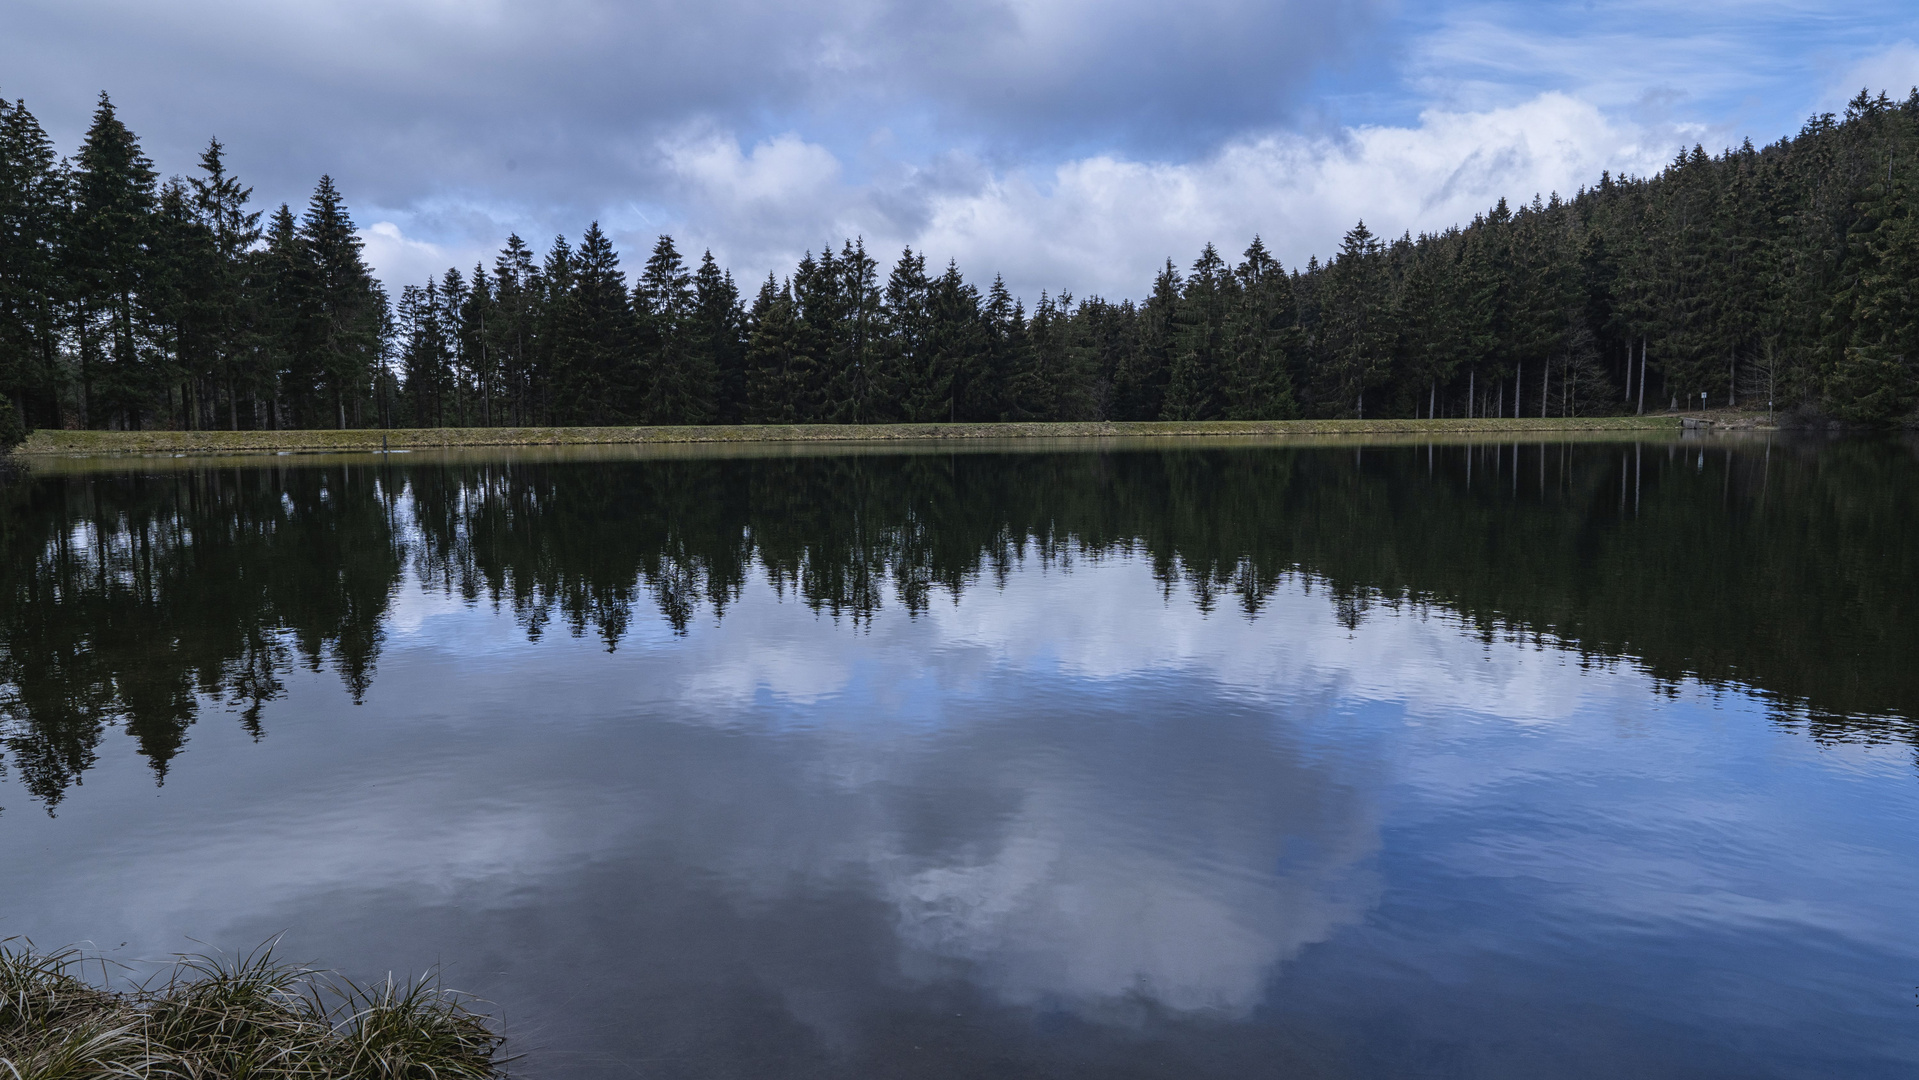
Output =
[{"x1": 2, "y1": 436, "x2": 1916, "y2": 1079}]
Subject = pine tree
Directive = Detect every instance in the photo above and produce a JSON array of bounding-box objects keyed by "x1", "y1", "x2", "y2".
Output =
[
  {"x1": 0, "y1": 96, "x2": 67, "y2": 428},
  {"x1": 188, "y1": 138, "x2": 262, "y2": 430},
  {"x1": 927, "y1": 260, "x2": 983, "y2": 423},
  {"x1": 1825, "y1": 95, "x2": 1919, "y2": 423},
  {"x1": 788, "y1": 248, "x2": 844, "y2": 421},
  {"x1": 636, "y1": 234, "x2": 712, "y2": 424},
  {"x1": 744, "y1": 273, "x2": 810, "y2": 422},
  {"x1": 68, "y1": 93, "x2": 157, "y2": 428},
  {"x1": 286, "y1": 176, "x2": 384, "y2": 428},
  {"x1": 1161, "y1": 243, "x2": 1235, "y2": 420},
  {"x1": 491, "y1": 233, "x2": 541, "y2": 425},
  {"x1": 1318, "y1": 222, "x2": 1393, "y2": 417},
  {"x1": 1116, "y1": 260, "x2": 1178, "y2": 420},
  {"x1": 397, "y1": 277, "x2": 450, "y2": 426},
  {"x1": 827, "y1": 239, "x2": 883, "y2": 423},
  {"x1": 553, "y1": 223, "x2": 633, "y2": 425},
  {"x1": 531, "y1": 234, "x2": 575, "y2": 424},
  {"x1": 147, "y1": 177, "x2": 209, "y2": 428},
  {"x1": 1222, "y1": 237, "x2": 1299, "y2": 419},
  {"x1": 881, "y1": 247, "x2": 943, "y2": 421},
  {"x1": 690, "y1": 251, "x2": 746, "y2": 423}
]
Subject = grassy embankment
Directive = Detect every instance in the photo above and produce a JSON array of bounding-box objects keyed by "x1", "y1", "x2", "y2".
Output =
[
  {"x1": 18, "y1": 415, "x2": 1689, "y2": 456},
  {"x1": 0, "y1": 942, "x2": 506, "y2": 1079}
]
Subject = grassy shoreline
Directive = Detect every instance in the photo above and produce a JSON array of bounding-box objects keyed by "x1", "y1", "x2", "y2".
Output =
[
  {"x1": 0, "y1": 942, "x2": 506, "y2": 1079},
  {"x1": 17, "y1": 416, "x2": 1689, "y2": 456}
]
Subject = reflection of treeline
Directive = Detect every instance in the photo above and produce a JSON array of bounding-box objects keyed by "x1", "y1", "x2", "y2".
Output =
[
  {"x1": 0, "y1": 466, "x2": 402, "y2": 805},
  {"x1": 6, "y1": 91, "x2": 1919, "y2": 436},
  {"x1": 3, "y1": 441, "x2": 1915, "y2": 808}
]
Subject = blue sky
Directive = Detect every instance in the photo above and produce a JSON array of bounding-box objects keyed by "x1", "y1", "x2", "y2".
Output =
[{"x1": 3, "y1": 0, "x2": 1917, "y2": 301}]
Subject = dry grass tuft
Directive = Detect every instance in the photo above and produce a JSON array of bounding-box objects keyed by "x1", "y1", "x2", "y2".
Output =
[{"x1": 0, "y1": 941, "x2": 507, "y2": 1079}]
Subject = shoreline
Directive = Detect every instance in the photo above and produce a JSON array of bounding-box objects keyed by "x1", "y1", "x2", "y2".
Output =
[{"x1": 16, "y1": 416, "x2": 1694, "y2": 456}]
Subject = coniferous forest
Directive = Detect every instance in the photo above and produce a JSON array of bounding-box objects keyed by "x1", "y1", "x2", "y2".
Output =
[{"x1": 2, "y1": 89, "x2": 1917, "y2": 436}]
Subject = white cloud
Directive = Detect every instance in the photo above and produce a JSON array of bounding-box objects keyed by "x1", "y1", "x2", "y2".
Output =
[
  {"x1": 358, "y1": 221, "x2": 456, "y2": 291},
  {"x1": 1822, "y1": 40, "x2": 1919, "y2": 109},
  {"x1": 656, "y1": 92, "x2": 1672, "y2": 302}
]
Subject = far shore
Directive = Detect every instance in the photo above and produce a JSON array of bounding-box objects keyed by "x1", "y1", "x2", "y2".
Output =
[{"x1": 15, "y1": 415, "x2": 1710, "y2": 456}]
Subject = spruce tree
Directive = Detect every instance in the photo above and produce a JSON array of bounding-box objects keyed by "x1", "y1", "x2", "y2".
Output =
[
  {"x1": 491, "y1": 234, "x2": 540, "y2": 425},
  {"x1": 1161, "y1": 243, "x2": 1235, "y2": 420},
  {"x1": 691, "y1": 251, "x2": 746, "y2": 423},
  {"x1": 0, "y1": 96, "x2": 67, "y2": 428},
  {"x1": 1116, "y1": 261, "x2": 1178, "y2": 420},
  {"x1": 553, "y1": 223, "x2": 633, "y2": 425},
  {"x1": 880, "y1": 247, "x2": 942, "y2": 421},
  {"x1": 68, "y1": 93, "x2": 157, "y2": 428},
  {"x1": 288, "y1": 175, "x2": 383, "y2": 427},
  {"x1": 636, "y1": 234, "x2": 713, "y2": 424},
  {"x1": 1222, "y1": 237, "x2": 1299, "y2": 419},
  {"x1": 1318, "y1": 222, "x2": 1393, "y2": 417},
  {"x1": 927, "y1": 260, "x2": 983, "y2": 423},
  {"x1": 744, "y1": 273, "x2": 808, "y2": 423}
]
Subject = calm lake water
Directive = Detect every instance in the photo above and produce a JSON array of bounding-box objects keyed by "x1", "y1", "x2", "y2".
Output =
[{"x1": 2, "y1": 436, "x2": 1916, "y2": 1078}]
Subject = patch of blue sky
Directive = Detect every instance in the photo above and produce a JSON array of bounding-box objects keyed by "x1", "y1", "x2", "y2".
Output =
[{"x1": 1371, "y1": 1, "x2": 1919, "y2": 142}]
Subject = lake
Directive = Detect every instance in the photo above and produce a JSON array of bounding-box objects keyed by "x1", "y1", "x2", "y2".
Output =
[{"x1": 1, "y1": 435, "x2": 1915, "y2": 1078}]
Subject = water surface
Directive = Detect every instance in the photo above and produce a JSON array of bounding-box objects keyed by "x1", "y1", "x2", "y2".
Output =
[{"x1": 2, "y1": 437, "x2": 1915, "y2": 1078}]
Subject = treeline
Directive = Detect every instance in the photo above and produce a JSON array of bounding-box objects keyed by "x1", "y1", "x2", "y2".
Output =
[
  {"x1": 5, "y1": 442, "x2": 1915, "y2": 807},
  {"x1": 2, "y1": 90, "x2": 1917, "y2": 433}
]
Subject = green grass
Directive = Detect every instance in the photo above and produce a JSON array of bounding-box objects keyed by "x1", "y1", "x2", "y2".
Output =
[
  {"x1": 0, "y1": 940, "x2": 508, "y2": 1079},
  {"x1": 17, "y1": 416, "x2": 1685, "y2": 456}
]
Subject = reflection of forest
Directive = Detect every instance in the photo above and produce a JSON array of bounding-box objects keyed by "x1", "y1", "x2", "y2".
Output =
[{"x1": 3, "y1": 439, "x2": 1915, "y2": 807}]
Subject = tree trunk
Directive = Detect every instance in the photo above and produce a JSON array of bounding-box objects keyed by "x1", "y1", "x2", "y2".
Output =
[{"x1": 1637, "y1": 338, "x2": 1647, "y2": 415}]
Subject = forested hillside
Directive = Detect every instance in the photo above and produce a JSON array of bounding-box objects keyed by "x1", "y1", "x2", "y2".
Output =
[{"x1": 2, "y1": 89, "x2": 1915, "y2": 432}]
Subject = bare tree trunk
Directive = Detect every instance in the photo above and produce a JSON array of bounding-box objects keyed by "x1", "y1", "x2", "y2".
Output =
[
  {"x1": 1637, "y1": 337, "x2": 1647, "y2": 415},
  {"x1": 1468, "y1": 368, "x2": 1475, "y2": 418}
]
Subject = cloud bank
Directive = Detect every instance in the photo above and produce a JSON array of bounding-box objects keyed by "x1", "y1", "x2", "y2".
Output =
[{"x1": 5, "y1": 1, "x2": 1919, "y2": 302}]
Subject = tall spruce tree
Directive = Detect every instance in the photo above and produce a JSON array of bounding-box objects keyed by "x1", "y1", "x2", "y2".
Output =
[
  {"x1": 0, "y1": 96, "x2": 66, "y2": 429},
  {"x1": 1222, "y1": 237, "x2": 1299, "y2": 419},
  {"x1": 690, "y1": 250, "x2": 746, "y2": 423},
  {"x1": 637, "y1": 235, "x2": 713, "y2": 424},
  {"x1": 287, "y1": 176, "x2": 383, "y2": 427},
  {"x1": 188, "y1": 139, "x2": 262, "y2": 429},
  {"x1": 553, "y1": 223, "x2": 632, "y2": 424},
  {"x1": 68, "y1": 93, "x2": 157, "y2": 428}
]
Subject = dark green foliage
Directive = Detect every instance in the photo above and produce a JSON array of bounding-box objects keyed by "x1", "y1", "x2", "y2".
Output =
[
  {"x1": 552, "y1": 223, "x2": 632, "y2": 424},
  {"x1": 0, "y1": 97, "x2": 65, "y2": 430},
  {"x1": 637, "y1": 234, "x2": 714, "y2": 424},
  {"x1": 0, "y1": 398, "x2": 22, "y2": 449},
  {"x1": 67, "y1": 94, "x2": 157, "y2": 430},
  {"x1": 1, "y1": 86, "x2": 1916, "y2": 429}
]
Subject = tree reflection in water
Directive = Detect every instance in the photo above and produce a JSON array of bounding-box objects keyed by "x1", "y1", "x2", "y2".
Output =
[{"x1": 2, "y1": 436, "x2": 1914, "y2": 809}]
